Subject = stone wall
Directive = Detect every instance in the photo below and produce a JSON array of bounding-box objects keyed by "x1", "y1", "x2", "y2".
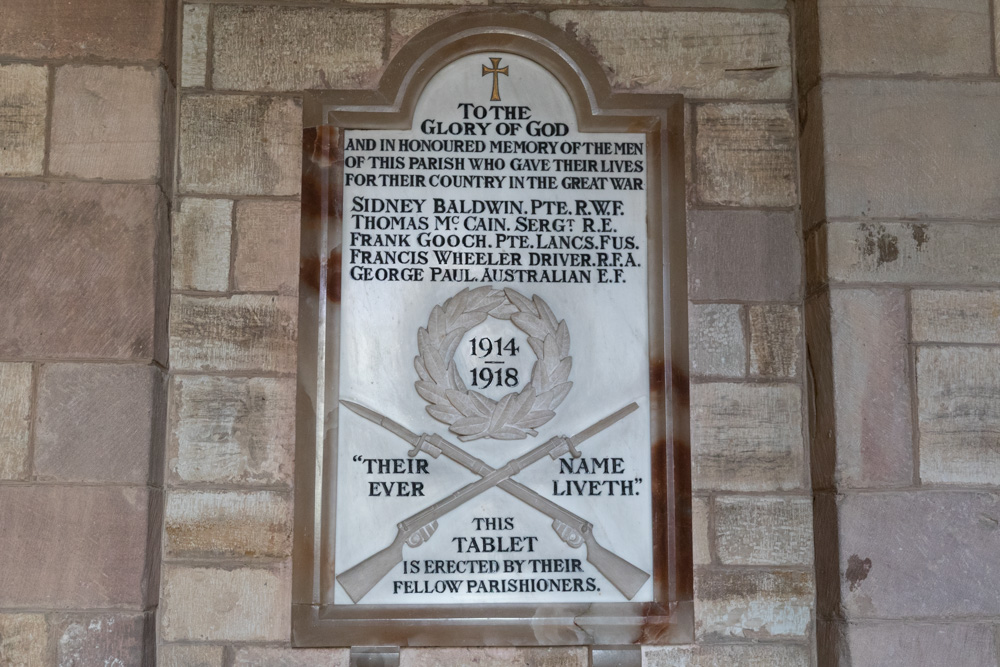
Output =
[
  {"x1": 0, "y1": 0, "x2": 176, "y2": 663},
  {"x1": 796, "y1": 0, "x2": 1000, "y2": 664},
  {"x1": 0, "y1": 0, "x2": 843, "y2": 664}
]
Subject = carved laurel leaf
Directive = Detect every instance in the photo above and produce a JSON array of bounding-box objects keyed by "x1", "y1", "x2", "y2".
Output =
[
  {"x1": 452, "y1": 415, "x2": 489, "y2": 436},
  {"x1": 414, "y1": 287, "x2": 572, "y2": 441},
  {"x1": 510, "y1": 313, "x2": 549, "y2": 339}
]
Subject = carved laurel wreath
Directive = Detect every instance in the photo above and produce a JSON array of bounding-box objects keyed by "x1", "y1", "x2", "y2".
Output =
[{"x1": 414, "y1": 286, "x2": 572, "y2": 441}]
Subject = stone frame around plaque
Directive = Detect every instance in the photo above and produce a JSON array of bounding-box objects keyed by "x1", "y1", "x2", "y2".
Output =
[{"x1": 293, "y1": 13, "x2": 692, "y2": 648}]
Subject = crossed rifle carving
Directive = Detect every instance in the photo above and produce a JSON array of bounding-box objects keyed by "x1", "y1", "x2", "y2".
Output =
[{"x1": 337, "y1": 400, "x2": 650, "y2": 603}]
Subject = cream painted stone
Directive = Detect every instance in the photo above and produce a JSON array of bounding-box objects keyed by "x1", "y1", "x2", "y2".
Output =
[
  {"x1": 179, "y1": 94, "x2": 301, "y2": 196},
  {"x1": 390, "y1": 10, "x2": 463, "y2": 58},
  {"x1": 749, "y1": 305, "x2": 800, "y2": 378},
  {"x1": 160, "y1": 563, "x2": 291, "y2": 642},
  {"x1": 827, "y1": 222, "x2": 1000, "y2": 285},
  {"x1": 918, "y1": 347, "x2": 1000, "y2": 485},
  {"x1": 689, "y1": 304, "x2": 745, "y2": 378},
  {"x1": 828, "y1": 289, "x2": 912, "y2": 487},
  {"x1": 181, "y1": 5, "x2": 209, "y2": 88},
  {"x1": 165, "y1": 489, "x2": 293, "y2": 558},
  {"x1": 399, "y1": 647, "x2": 588, "y2": 667},
  {"x1": 0, "y1": 363, "x2": 32, "y2": 480},
  {"x1": 694, "y1": 569, "x2": 814, "y2": 640},
  {"x1": 691, "y1": 496, "x2": 711, "y2": 566},
  {"x1": 0, "y1": 614, "x2": 49, "y2": 666},
  {"x1": 170, "y1": 294, "x2": 297, "y2": 372},
  {"x1": 911, "y1": 290, "x2": 1000, "y2": 344},
  {"x1": 160, "y1": 644, "x2": 225, "y2": 667},
  {"x1": 172, "y1": 198, "x2": 233, "y2": 292},
  {"x1": 233, "y1": 647, "x2": 350, "y2": 666},
  {"x1": 549, "y1": 12, "x2": 791, "y2": 99},
  {"x1": 0, "y1": 64, "x2": 47, "y2": 177},
  {"x1": 233, "y1": 200, "x2": 300, "y2": 294},
  {"x1": 691, "y1": 383, "x2": 804, "y2": 491},
  {"x1": 50, "y1": 65, "x2": 164, "y2": 181},
  {"x1": 821, "y1": 79, "x2": 1000, "y2": 220},
  {"x1": 694, "y1": 104, "x2": 797, "y2": 207},
  {"x1": 643, "y1": 643, "x2": 811, "y2": 667},
  {"x1": 168, "y1": 375, "x2": 295, "y2": 485},
  {"x1": 818, "y1": 0, "x2": 992, "y2": 76},
  {"x1": 212, "y1": 7, "x2": 384, "y2": 91},
  {"x1": 714, "y1": 496, "x2": 813, "y2": 566}
]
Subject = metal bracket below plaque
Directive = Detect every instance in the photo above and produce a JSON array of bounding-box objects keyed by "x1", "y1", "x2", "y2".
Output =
[{"x1": 349, "y1": 646, "x2": 400, "y2": 667}]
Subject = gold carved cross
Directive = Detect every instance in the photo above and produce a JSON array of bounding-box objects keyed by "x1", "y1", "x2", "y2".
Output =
[{"x1": 482, "y1": 57, "x2": 509, "y2": 102}]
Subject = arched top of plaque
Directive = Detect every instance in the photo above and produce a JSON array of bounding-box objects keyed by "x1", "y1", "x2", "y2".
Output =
[{"x1": 304, "y1": 13, "x2": 678, "y2": 136}]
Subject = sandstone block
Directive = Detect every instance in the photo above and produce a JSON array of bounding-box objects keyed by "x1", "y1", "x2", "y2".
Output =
[
  {"x1": 160, "y1": 563, "x2": 291, "y2": 641},
  {"x1": 233, "y1": 200, "x2": 301, "y2": 294},
  {"x1": 818, "y1": 0, "x2": 992, "y2": 76},
  {"x1": 0, "y1": 363, "x2": 32, "y2": 480},
  {"x1": 822, "y1": 79, "x2": 1000, "y2": 220},
  {"x1": 170, "y1": 295, "x2": 297, "y2": 372},
  {"x1": 181, "y1": 5, "x2": 209, "y2": 88},
  {"x1": 912, "y1": 290, "x2": 1000, "y2": 344},
  {"x1": 213, "y1": 7, "x2": 384, "y2": 92},
  {"x1": 50, "y1": 65, "x2": 164, "y2": 180},
  {"x1": 838, "y1": 491, "x2": 1000, "y2": 617},
  {"x1": 390, "y1": 10, "x2": 464, "y2": 58},
  {"x1": 35, "y1": 363, "x2": 160, "y2": 484},
  {"x1": 825, "y1": 289, "x2": 912, "y2": 487},
  {"x1": 714, "y1": 496, "x2": 813, "y2": 566},
  {"x1": 749, "y1": 305, "x2": 800, "y2": 379},
  {"x1": 549, "y1": 12, "x2": 790, "y2": 99},
  {"x1": 234, "y1": 647, "x2": 350, "y2": 666},
  {"x1": 917, "y1": 347, "x2": 1000, "y2": 485},
  {"x1": 0, "y1": 0, "x2": 165, "y2": 61},
  {"x1": 694, "y1": 569, "x2": 814, "y2": 640},
  {"x1": 0, "y1": 64, "x2": 47, "y2": 177},
  {"x1": 0, "y1": 486, "x2": 155, "y2": 608},
  {"x1": 168, "y1": 375, "x2": 295, "y2": 485},
  {"x1": 399, "y1": 647, "x2": 587, "y2": 667},
  {"x1": 53, "y1": 613, "x2": 149, "y2": 666},
  {"x1": 691, "y1": 496, "x2": 711, "y2": 566},
  {"x1": 161, "y1": 644, "x2": 225, "y2": 667},
  {"x1": 845, "y1": 622, "x2": 996, "y2": 667},
  {"x1": 687, "y1": 210, "x2": 802, "y2": 302},
  {"x1": 643, "y1": 643, "x2": 811, "y2": 667},
  {"x1": 827, "y1": 222, "x2": 1000, "y2": 285},
  {"x1": 165, "y1": 489, "x2": 293, "y2": 559},
  {"x1": 691, "y1": 383, "x2": 804, "y2": 491},
  {"x1": 694, "y1": 104, "x2": 797, "y2": 207},
  {"x1": 689, "y1": 304, "x2": 745, "y2": 378},
  {"x1": 172, "y1": 198, "x2": 233, "y2": 292},
  {"x1": 0, "y1": 614, "x2": 49, "y2": 666},
  {"x1": 179, "y1": 94, "x2": 301, "y2": 196},
  {"x1": 0, "y1": 181, "x2": 162, "y2": 360}
]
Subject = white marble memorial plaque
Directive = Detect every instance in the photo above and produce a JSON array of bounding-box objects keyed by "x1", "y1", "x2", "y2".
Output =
[{"x1": 333, "y1": 52, "x2": 654, "y2": 607}]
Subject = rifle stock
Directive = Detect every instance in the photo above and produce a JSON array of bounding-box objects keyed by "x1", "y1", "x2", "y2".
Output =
[
  {"x1": 581, "y1": 528, "x2": 650, "y2": 600},
  {"x1": 337, "y1": 528, "x2": 408, "y2": 603}
]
